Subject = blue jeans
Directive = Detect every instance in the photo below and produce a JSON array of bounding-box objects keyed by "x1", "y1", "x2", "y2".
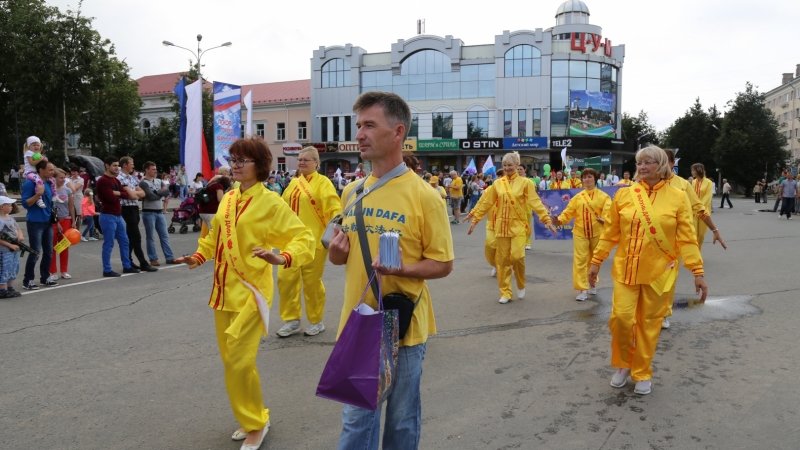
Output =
[
  {"x1": 142, "y1": 211, "x2": 174, "y2": 262},
  {"x1": 99, "y1": 213, "x2": 132, "y2": 273},
  {"x1": 82, "y1": 216, "x2": 95, "y2": 238},
  {"x1": 338, "y1": 344, "x2": 427, "y2": 450},
  {"x1": 24, "y1": 220, "x2": 53, "y2": 284}
]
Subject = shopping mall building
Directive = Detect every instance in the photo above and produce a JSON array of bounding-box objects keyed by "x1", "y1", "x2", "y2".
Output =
[{"x1": 310, "y1": 0, "x2": 626, "y2": 175}]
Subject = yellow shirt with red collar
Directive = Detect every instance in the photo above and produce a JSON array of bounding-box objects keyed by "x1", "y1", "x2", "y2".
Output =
[
  {"x1": 692, "y1": 176, "x2": 714, "y2": 216},
  {"x1": 665, "y1": 174, "x2": 710, "y2": 220},
  {"x1": 282, "y1": 172, "x2": 342, "y2": 248},
  {"x1": 192, "y1": 183, "x2": 315, "y2": 312},
  {"x1": 569, "y1": 177, "x2": 583, "y2": 189},
  {"x1": 469, "y1": 172, "x2": 552, "y2": 238},
  {"x1": 557, "y1": 188, "x2": 612, "y2": 238},
  {"x1": 591, "y1": 180, "x2": 704, "y2": 286},
  {"x1": 549, "y1": 179, "x2": 570, "y2": 190},
  {"x1": 616, "y1": 178, "x2": 633, "y2": 186}
]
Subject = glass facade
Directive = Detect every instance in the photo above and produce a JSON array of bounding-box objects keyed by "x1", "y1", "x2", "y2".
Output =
[
  {"x1": 467, "y1": 110, "x2": 489, "y2": 138},
  {"x1": 321, "y1": 58, "x2": 351, "y2": 88},
  {"x1": 432, "y1": 112, "x2": 453, "y2": 139},
  {"x1": 504, "y1": 44, "x2": 542, "y2": 77},
  {"x1": 551, "y1": 60, "x2": 618, "y2": 136}
]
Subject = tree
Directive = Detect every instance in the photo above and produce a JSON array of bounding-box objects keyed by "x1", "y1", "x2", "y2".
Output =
[
  {"x1": 131, "y1": 118, "x2": 180, "y2": 172},
  {"x1": 712, "y1": 82, "x2": 788, "y2": 192},
  {"x1": 620, "y1": 111, "x2": 659, "y2": 174},
  {"x1": 662, "y1": 99, "x2": 721, "y2": 178}
]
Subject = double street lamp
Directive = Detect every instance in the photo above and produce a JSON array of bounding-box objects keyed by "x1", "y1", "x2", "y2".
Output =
[{"x1": 162, "y1": 34, "x2": 232, "y2": 82}]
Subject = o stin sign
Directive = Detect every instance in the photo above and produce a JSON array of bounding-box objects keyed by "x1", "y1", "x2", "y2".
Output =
[{"x1": 570, "y1": 32, "x2": 612, "y2": 57}]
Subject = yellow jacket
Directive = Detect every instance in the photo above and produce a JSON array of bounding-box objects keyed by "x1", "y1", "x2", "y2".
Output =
[
  {"x1": 549, "y1": 179, "x2": 570, "y2": 190},
  {"x1": 692, "y1": 177, "x2": 713, "y2": 213},
  {"x1": 469, "y1": 172, "x2": 552, "y2": 238},
  {"x1": 282, "y1": 172, "x2": 342, "y2": 248},
  {"x1": 666, "y1": 174, "x2": 709, "y2": 219},
  {"x1": 557, "y1": 188, "x2": 612, "y2": 238},
  {"x1": 193, "y1": 183, "x2": 315, "y2": 312},
  {"x1": 569, "y1": 177, "x2": 583, "y2": 189},
  {"x1": 591, "y1": 180, "x2": 704, "y2": 286}
]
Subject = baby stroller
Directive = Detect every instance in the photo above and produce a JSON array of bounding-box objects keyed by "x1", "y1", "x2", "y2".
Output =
[{"x1": 168, "y1": 197, "x2": 201, "y2": 234}]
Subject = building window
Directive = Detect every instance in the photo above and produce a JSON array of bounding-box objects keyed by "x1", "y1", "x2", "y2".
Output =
[
  {"x1": 503, "y1": 44, "x2": 541, "y2": 77},
  {"x1": 333, "y1": 118, "x2": 340, "y2": 141},
  {"x1": 468, "y1": 110, "x2": 489, "y2": 138},
  {"x1": 533, "y1": 109, "x2": 542, "y2": 136},
  {"x1": 142, "y1": 119, "x2": 151, "y2": 135},
  {"x1": 277, "y1": 157, "x2": 286, "y2": 173},
  {"x1": 297, "y1": 121, "x2": 307, "y2": 140},
  {"x1": 321, "y1": 58, "x2": 351, "y2": 88},
  {"x1": 320, "y1": 117, "x2": 328, "y2": 141},
  {"x1": 503, "y1": 110, "x2": 512, "y2": 137},
  {"x1": 400, "y1": 49, "x2": 451, "y2": 75},
  {"x1": 432, "y1": 112, "x2": 453, "y2": 139},
  {"x1": 409, "y1": 114, "x2": 419, "y2": 138},
  {"x1": 518, "y1": 110, "x2": 527, "y2": 137},
  {"x1": 277, "y1": 122, "x2": 286, "y2": 141},
  {"x1": 256, "y1": 123, "x2": 265, "y2": 138},
  {"x1": 240, "y1": 124, "x2": 245, "y2": 138},
  {"x1": 344, "y1": 116, "x2": 352, "y2": 141}
]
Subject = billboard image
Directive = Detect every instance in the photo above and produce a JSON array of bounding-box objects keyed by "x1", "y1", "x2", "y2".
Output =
[{"x1": 568, "y1": 90, "x2": 616, "y2": 138}]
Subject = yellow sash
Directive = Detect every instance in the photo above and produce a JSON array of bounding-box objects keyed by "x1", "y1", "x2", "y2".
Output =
[
  {"x1": 630, "y1": 183, "x2": 677, "y2": 294},
  {"x1": 296, "y1": 174, "x2": 327, "y2": 227},
  {"x1": 220, "y1": 188, "x2": 271, "y2": 336},
  {"x1": 578, "y1": 189, "x2": 602, "y2": 221},
  {"x1": 496, "y1": 176, "x2": 529, "y2": 222}
]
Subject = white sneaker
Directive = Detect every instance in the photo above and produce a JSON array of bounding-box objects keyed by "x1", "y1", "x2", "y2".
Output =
[
  {"x1": 88, "y1": 237, "x2": 99, "y2": 241},
  {"x1": 304, "y1": 322, "x2": 326, "y2": 336},
  {"x1": 498, "y1": 297, "x2": 510, "y2": 304},
  {"x1": 610, "y1": 368, "x2": 630, "y2": 388},
  {"x1": 276, "y1": 320, "x2": 301, "y2": 338},
  {"x1": 490, "y1": 267, "x2": 497, "y2": 277},
  {"x1": 634, "y1": 379, "x2": 652, "y2": 395},
  {"x1": 517, "y1": 288, "x2": 525, "y2": 300},
  {"x1": 46, "y1": 274, "x2": 59, "y2": 283},
  {"x1": 576, "y1": 291, "x2": 589, "y2": 301},
  {"x1": 81, "y1": 236, "x2": 88, "y2": 242},
  {"x1": 588, "y1": 287, "x2": 597, "y2": 295},
  {"x1": 61, "y1": 273, "x2": 72, "y2": 279},
  {"x1": 525, "y1": 244, "x2": 532, "y2": 250},
  {"x1": 662, "y1": 318, "x2": 671, "y2": 329}
]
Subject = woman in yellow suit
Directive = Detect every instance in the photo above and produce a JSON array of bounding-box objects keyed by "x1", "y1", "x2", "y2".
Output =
[
  {"x1": 177, "y1": 138, "x2": 314, "y2": 449},
  {"x1": 549, "y1": 171, "x2": 570, "y2": 190},
  {"x1": 553, "y1": 168, "x2": 611, "y2": 301},
  {"x1": 588, "y1": 145, "x2": 708, "y2": 396},
  {"x1": 690, "y1": 163, "x2": 714, "y2": 249},
  {"x1": 276, "y1": 147, "x2": 342, "y2": 338},
  {"x1": 468, "y1": 152, "x2": 556, "y2": 304}
]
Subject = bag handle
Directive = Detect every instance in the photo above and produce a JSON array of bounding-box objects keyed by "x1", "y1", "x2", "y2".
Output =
[{"x1": 357, "y1": 271, "x2": 384, "y2": 311}]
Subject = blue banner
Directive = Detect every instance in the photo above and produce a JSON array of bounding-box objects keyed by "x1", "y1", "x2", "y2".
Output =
[
  {"x1": 503, "y1": 137, "x2": 548, "y2": 150},
  {"x1": 212, "y1": 82, "x2": 242, "y2": 168},
  {"x1": 533, "y1": 186, "x2": 623, "y2": 240},
  {"x1": 173, "y1": 77, "x2": 187, "y2": 166}
]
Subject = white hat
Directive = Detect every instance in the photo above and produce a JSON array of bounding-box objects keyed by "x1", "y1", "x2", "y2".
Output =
[
  {"x1": 0, "y1": 196, "x2": 15, "y2": 205},
  {"x1": 26, "y1": 136, "x2": 41, "y2": 146}
]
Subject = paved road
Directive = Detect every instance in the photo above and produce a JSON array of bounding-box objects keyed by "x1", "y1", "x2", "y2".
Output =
[{"x1": 1, "y1": 196, "x2": 798, "y2": 449}]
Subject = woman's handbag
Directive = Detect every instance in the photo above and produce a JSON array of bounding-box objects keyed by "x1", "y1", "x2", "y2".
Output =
[{"x1": 316, "y1": 273, "x2": 399, "y2": 410}]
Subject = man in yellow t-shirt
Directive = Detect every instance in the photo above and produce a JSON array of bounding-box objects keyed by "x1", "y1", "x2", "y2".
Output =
[
  {"x1": 328, "y1": 92, "x2": 454, "y2": 449},
  {"x1": 448, "y1": 170, "x2": 464, "y2": 224}
]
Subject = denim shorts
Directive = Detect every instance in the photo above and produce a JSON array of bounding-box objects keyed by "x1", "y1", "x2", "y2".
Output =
[{"x1": 0, "y1": 251, "x2": 20, "y2": 284}]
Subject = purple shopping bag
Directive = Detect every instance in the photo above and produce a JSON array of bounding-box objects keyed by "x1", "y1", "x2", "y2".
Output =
[{"x1": 316, "y1": 274, "x2": 399, "y2": 410}]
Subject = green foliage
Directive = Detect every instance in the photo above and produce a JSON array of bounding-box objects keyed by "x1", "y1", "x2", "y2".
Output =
[
  {"x1": 621, "y1": 111, "x2": 659, "y2": 151},
  {"x1": 712, "y1": 82, "x2": 788, "y2": 190},
  {"x1": 130, "y1": 118, "x2": 180, "y2": 172},
  {"x1": 662, "y1": 99, "x2": 721, "y2": 178}
]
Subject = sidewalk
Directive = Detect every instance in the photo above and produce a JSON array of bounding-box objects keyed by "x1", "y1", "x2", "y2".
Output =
[{"x1": 7, "y1": 193, "x2": 185, "y2": 223}]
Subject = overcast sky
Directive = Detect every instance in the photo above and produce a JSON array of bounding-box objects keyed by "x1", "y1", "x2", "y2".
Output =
[{"x1": 46, "y1": 0, "x2": 798, "y2": 131}]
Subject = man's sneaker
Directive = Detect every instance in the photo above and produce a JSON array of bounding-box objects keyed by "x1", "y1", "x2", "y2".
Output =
[
  {"x1": 662, "y1": 318, "x2": 670, "y2": 329},
  {"x1": 88, "y1": 237, "x2": 98, "y2": 241},
  {"x1": 165, "y1": 259, "x2": 180, "y2": 265},
  {"x1": 576, "y1": 291, "x2": 589, "y2": 301},
  {"x1": 46, "y1": 274, "x2": 59, "y2": 283},
  {"x1": 4, "y1": 288, "x2": 21, "y2": 298},
  {"x1": 634, "y1": 379, "x2": 652, "y2": 395},
  {"x1": 61, "y1": 272, "x2": 71, "y2": 279},
  {"x1": 42, "y1": 278, "x2": 58, "y2": 287},
  {"x1": 103, "y1": 271, "x2": 121, "y2": 277},
  {"x1": 81, "y1": 236, "x2": 88, "y2": 242},
  {"x1": 490, "y1": 267, "x2": 497, "y2": 277},
  {"x1": 23, "y1": 281, "x2": 39, "y2": 290},
  {"x1": 304, "y1": 322, "x2": 326, "y2": 336},
  {"x1": 588, "y1": 287, "x2": 597, "y2": 295},
  {"x1": 498, "y1": 297, "x2": 511, "y2": 304},
  {"x1": 276, "y1": 320, "x2": 301, "y2": 338},
  {"x1": 610, "y1": 368, "x2": 630, "y2": 388},
  {"x1": 149, "y1": 259, "x2": 161, "y2": 267},
  {"x1": 122, "y1": 267, "x2": 141, "y2": 274},
  {"x1": 141, "y1": 265, "x2": 158, "y2": 272},
  {"x1": 517, "y1": 288, "x2": 526, "y2": 300}
]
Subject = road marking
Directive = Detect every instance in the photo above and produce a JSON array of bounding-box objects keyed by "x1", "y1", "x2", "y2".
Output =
[{"x1": 19, "y1": 263, "x2": 185, "y2": 296}]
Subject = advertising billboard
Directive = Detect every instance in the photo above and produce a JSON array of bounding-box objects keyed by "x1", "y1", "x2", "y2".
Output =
[{"x1": 568, "y1": 90, "x2": 616, "y2": 138}]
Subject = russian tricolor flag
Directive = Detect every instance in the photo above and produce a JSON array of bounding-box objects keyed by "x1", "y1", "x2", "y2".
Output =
[{"x1": 183, "y1": 79, "x2": 213, "y2": 180}]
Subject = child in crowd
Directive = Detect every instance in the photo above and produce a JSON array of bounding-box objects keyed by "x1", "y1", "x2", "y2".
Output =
[
  {"x1": 81, "y1": 189, "x2": 98, "y2": 241},
  {"x1": 0, "y1": 196, "x2": 23, "y2": 298},
  {"x1": 22, "y1": 136, "x2": 54, "y2": 209}
]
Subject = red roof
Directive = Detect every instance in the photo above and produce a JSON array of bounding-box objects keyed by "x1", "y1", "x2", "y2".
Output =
[{"x1": 136, "y1": 73, "x2": 310, "y2": 105}]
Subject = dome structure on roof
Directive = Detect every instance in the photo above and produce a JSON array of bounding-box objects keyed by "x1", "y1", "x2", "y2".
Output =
[{"x1": 555, "y1": 0, "x2": 590, "y2": 25}]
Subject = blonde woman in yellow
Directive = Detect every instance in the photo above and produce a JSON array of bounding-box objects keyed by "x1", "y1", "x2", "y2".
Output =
[
  {"x1": 176, "y1": 138, "x2": 314, "y2": 449},
  {"x1": 468, "y1": 152, "x2": 556, "y2": 304},
  {"x1": 690, "y1": 163, "x2": 714, "y2": 250},
  {"x1": 276, "y1": 146, "x2": 341, "y2": 338},
  {"x1": 553, "y1": 168, "x2": 611, "y2": 301},
  {"x1": 588, "y1": 145, "x2": 708, "y2": 395}
]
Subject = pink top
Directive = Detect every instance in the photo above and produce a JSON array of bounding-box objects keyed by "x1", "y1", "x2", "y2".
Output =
[{"x1": 81, "y1": 197, "x2": 96, "y2": 216}]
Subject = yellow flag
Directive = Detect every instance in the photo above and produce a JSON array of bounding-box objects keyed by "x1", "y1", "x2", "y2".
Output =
[{"x1": 54, "y1": 237, "x2": 71, "y2": 254}]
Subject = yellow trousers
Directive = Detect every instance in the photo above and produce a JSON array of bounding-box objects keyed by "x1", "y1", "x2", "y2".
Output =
[
  {"x1": 694, "y1": 217, "x2": 707, "y2": 250},
  {"x1": 484, "y1": 228, "x2": 497, "y2": 268},
  {"x1": 495, "y1": 235, "x2": 527, "y2": 298},
  {"x1": 526, "y1": 209, "x2": 533, "y2": 246},
  {"x1": 277, "y1": 246, "x2": 328, "y2": 324},
  {"x1": 608, "y1": 281, "x2": 669, "y2": 381},
  {"x1": 214, "y1": 309, "x2": 270, "y2": 432},
  {"x1": 573, "y1": 236, "x2": 600, "y2": 291}
]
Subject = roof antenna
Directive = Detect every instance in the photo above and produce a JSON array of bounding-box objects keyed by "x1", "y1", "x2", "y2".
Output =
[{"x1": 417, "y1": 19, "x2": 425, "y2": 35}]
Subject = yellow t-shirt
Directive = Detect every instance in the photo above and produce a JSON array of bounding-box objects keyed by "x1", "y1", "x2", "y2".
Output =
[
  {"x1": 282, "y1": 172, "x2": 342, "y2": 248},
  {"x1": 449, "y1": 176, "x2": 464, "y2": 199},
  {"x1": 338, "y1": 171, "x2": 455, "y2": 347}
]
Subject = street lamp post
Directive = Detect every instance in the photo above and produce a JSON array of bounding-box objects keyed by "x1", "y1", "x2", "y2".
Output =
[
  {"x1": 637, "y1": 132, "x2": 653, "y2": 150},
  {"x1": 162, "y1": 34, "x2": 232, "y2": 82}
]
